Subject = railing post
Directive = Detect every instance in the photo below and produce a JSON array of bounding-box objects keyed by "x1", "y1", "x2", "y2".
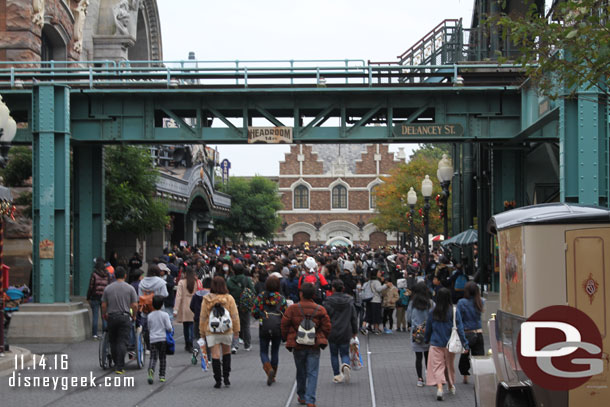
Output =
[
  {"x1": 235, "y1": 61, "x2": 239, "y2": 85},
  {"x1": 345, "y1": 59, "x2": 349, "y2": 84},
  {"x1": 290, "y1": 60, "x2": 294, "y2": 85},
  {"x1": 10, "y1": 67, "x2": 14, "y2": 88},
  {"x1": 89, "y1": 66, "x2": 93, "y2": 89},
  {"x1": 368, "y1": 66, "x2": 372, "y2": 87},
  {"x1": 244, "y1": 67, "x2": 248, "y2": 88}
]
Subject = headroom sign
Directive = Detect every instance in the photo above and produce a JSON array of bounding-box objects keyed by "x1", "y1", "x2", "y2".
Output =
[{"x1": 248, "y1": 127, "x2": 293, "y2": 143}]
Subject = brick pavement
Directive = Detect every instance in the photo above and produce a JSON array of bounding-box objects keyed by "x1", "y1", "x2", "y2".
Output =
[
  {"x1": 368, "y1": 329, "x2": 476, "y2": 407},
  {"x1": 1, "y1": 322, "x2": 476, "y2": 407}
]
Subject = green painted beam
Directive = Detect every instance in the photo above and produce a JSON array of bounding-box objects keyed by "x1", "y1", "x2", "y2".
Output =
[
  {"x1": 73, "y1": 144, "x2": 105, "y2": 297},
  {"x1": 32, "y1": 85, "x2": 70, "y2": 303}
]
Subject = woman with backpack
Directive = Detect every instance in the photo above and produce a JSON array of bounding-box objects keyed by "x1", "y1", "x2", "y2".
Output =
[
  {"x1": 86, "y1": 258, "x2": 111, "y2": 339},
  {"x1": 456, "y1": 282, "x2": 485, "y2": 384},
  {"x1": 199, "y1": 276, "x2": 241, "y2": 388},
  {"x1": 252, "y1": 275, "x2": 287, "y2": 386},
  {"x1": 406, "y1": 281, "x2": 434, "y2": 388}
]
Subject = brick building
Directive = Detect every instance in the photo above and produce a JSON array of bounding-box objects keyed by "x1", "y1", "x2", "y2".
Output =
[{"x1": 274, "y1": 144, "x2": 404, "y2": 247}]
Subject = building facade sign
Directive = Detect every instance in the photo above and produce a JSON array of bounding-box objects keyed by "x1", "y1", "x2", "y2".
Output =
[
  {"x1": 394, "y1": 123, "x2": 464, "y2": 137},
  {"x1": 248, "y1": 127, "x2": 293, "y2": 143}
]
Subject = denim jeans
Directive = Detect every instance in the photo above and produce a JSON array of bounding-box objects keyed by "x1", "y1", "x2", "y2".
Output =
[
  {"x1": 89, "y1": 299, "x2": 107, "y2": 336},
  {"x1": 183, "y1": 322, "x2": 194, "y2": 348},
  {"x1": 293, "y1": 348, "x2": 321, "y2": 405},
  {"x1": 329, "y1": 342, "x2": 351, "y2": 376},
  {"x1": 259, "y1": 334, "x2": 281, "y2": 366}
]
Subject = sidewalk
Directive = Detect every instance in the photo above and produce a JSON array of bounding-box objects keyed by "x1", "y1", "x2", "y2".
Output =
[{"x1": 0, "y1": 345, "x2": 33, "y2": 376}]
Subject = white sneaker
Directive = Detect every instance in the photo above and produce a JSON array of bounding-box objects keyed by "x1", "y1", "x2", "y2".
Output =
[
  {"x1": 145, "y1": 349, "x2": 151, "y2": 355},
  {"x1": 341, "y1": 363, "x2": 351, "y2": 383},
  {"x1": 436, "y1": 389, "x2": 444, "y2": 401},
  {"x1": 417, "y1": 379, "x2": 424, "y2": 387},
  {"x1": 244, "y1": 346, "x2": 252, "y2": 352},
  {"x1": 238, "y1": 338, "x2": 244, "y2": 344},
  {"x1": 332, "y1": 374, "x2": 344, "y2": 383},
  {"x1": 449, "y1": 385, "x2": 456, "y2": 395},
  {"x1": 231, "y1": 347, "x2": 237, "y2": 354}
]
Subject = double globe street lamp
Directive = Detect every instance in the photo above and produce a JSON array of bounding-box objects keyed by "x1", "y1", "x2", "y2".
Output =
[
  {"x1": 421, "y1": 175, "x2": 433, "y2": 263},
  {"x1": 406, "y1": 187, "x2": 417, "y2": 251},
  {"x1": 437, "y1": 154, "x2": 453, "y2": 240}
]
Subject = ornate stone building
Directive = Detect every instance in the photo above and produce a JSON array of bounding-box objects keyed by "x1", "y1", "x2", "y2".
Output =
[
  {"x1": 0, "y1": 0, "x2": 162, "y2": 63},
  {"x1": 274, "y1": 144, "x2": 404, "y2": 248}
]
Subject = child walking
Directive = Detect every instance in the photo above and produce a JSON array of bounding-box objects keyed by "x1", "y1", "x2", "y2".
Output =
[{"x1": 148, "y1": 295, "x2": 173, "y2": 384}]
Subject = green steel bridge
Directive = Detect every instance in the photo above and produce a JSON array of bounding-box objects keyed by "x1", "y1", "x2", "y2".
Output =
[{"x1": 0, "y1": 16, "x2": 606, "y2": 305}]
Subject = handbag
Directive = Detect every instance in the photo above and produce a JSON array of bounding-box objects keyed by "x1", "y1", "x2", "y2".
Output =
[
  {"x1": 166, "y1": 329, "x2": 175, "y2": 355},
  {"x1": 447, "y1": 306, "x2": 465, "y2": 354}
]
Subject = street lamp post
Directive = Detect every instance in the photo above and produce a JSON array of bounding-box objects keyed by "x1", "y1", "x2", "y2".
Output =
[
  {"x1": 407, "y1": 187, "x2": 417, "y2": 252},
  {"x1": 437, "y1": 154, "x2": 453, "y2": 240},
  {"x1": 421, "y1": 175, "x2": 433, "y2": 263}
]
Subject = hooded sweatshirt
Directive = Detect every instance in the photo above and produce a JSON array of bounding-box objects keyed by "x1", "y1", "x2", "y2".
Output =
[
  {"x1": 323, "y1": 291, "x2": 358, "y2": 344},
  {"x1": 138, "y1": 276, "x2": 169, "y2": 299}
]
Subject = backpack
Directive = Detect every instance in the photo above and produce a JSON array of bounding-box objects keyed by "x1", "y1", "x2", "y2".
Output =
[
  {"x1": 299, "y1": 273, "x2": 325, "y2": 303},
  {"x1": 209, "y1": 303, "x2": 232, "y2": 333},
  {"x1": 412, "y1": 321, "x2": 426, "y2": 344},
  {"x1": 296, "y1": 304, "x2": 319, "y2": 346},
  {"x1": 361, "y1": 281, "x2": 374, "y2": 302},
  {"x1": 454, "y1": 273, "x2": 468, "y2": 291},
  {"x1": 398, "y1": 288, "x2": 410, "y2": 307},
  {"x1": 139, "y1": 289, "x2": 155, "y2": 314},
  {"x1": 239, "y1": 285, "x2": 256, "y2": 314},
  {"x1": 260, "y1": 294, "x2": 283, "y2": 338}
]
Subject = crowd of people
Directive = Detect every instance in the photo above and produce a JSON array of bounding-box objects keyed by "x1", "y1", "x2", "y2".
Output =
[{"x1": 92, "y1": 242, "x2": 485, "y2": 404}]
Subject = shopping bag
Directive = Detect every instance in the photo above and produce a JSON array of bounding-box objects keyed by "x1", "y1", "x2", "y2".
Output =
[
  {"x1": 197, "y1": 338, "x2": 209, "y2": 372},
  {"x1": 349, "y1": 336, "x2": 364, "y2": 370}
]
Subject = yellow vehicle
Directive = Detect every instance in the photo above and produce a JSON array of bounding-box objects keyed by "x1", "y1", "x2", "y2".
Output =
[{"x1": 473, "y1": 203, "x2": 610, "y2": 407}]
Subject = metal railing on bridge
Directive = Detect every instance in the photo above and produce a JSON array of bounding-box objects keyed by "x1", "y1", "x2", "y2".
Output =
[{"x1": 0, "y1": 59, "x2": 524, "y2": 90}]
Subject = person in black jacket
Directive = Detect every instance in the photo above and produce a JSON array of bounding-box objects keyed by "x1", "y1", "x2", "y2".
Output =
[{"x1": 323, "y1": 279, "x2": 358, "y2": 384}]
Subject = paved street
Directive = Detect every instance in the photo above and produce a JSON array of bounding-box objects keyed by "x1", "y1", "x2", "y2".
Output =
[{"x1": 1, "y1": 321, "x2": 475, "y2": 407}]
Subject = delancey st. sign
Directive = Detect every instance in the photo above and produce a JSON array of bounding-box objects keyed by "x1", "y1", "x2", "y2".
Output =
[{"x1": 394, "y1": 123, "x2": 464, "y2": 137}]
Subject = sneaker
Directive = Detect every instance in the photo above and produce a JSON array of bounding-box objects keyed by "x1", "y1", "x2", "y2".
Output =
[
  {"x1": 297, "y1": 397, "x2": 306, "y2": 405},
  {"x1": 238, "y1": 338, "x2": 244, "y2": 344},
  {"x1": 436, "y1": 389, "x2": 444, "y2": 401},
  {"x1": 360, "y1": 327, "x2": 368, "y2": 335},
  {"x1": 115, "y1": 369, "x2": 125, "y2": 375},
  {"x1": 384, "y1": 328, "x2": 393, "y2": 334},
  {"x1": 128, "y1": 351, "x2": 135, "y2": 360},
  {"x1": 231, "y1": 347, "x2": 237, "y2": 354},
  {"x1": 244, "y1": 346, "x2": 252, "y2": 352},
  {"x1": 145, "y1": 349, "x2": 151, "y2": 355},
  {"x1": 92, "y1": 335, "x2": 99, "y2": 340},
  {"x1": 374, "y1": 329, "x2": 382, "y2": 335},
  {"x1": 147, "y1": 369, "x2": 154, "y2": 384},
  {"x1": 159, "y1": 376, "x2": 166, "y2": 383},
  {"x1": 341, "y1": 363, "x2": 351, "y2": 383},
  {"x1": 449, "y1": 385, "x2": 456, "y2": 395},
  {"x1": 332, "y1": 374, "x2": 344, "y2": 383},
  {"x1": 417, "y1": 378, "x2": 424, "y2": 387}
]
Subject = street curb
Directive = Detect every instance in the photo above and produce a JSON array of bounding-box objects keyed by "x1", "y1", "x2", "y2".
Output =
[{"x1": 0, "y1": 346, "x2": 33, "y2": 377}]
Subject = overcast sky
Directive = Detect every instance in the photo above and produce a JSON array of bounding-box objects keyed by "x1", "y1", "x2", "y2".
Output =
[{"x1": 156, "y1": 0, "x2": 474, "y2": 175}]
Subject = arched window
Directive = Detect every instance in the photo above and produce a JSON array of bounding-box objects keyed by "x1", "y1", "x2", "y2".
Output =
[
  {"x1": 332, "y1": 185, "x2": 348, "y2": 209},
  {"x1": 370, "y1": 185, "x2": 378, "y2": 209},
  {"x1": 294, "y1": 185, "x2": 309, "y2": 209}
]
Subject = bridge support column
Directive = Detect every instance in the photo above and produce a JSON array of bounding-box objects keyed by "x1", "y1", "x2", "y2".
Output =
[
  {"x1": 73, "y1": 144, "x2": 105, "y2": 296},
  {"x1": 10, "y1": 85, "x2": 90, "y2": 344},
  {"x1": 560, "y1": 88, "x2": 608, "y2": 206},
  {"x1": 32, "y1": 85, "x2": 71, "y2": 304}
]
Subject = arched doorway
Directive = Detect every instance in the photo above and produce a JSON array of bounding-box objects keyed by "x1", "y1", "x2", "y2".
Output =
[
  {"x1": 292, "y1": 232, "x2": 310, "y2": 246},
  {"x1": 186, "y1": 195, "x2": 212, "y2": 246},
  {"x1": 369, "y1": 232, "x2": 388, "y2": 248},
  {"x1": 41, "y1": 24, "x2": 67, "y2": 62},
  {"x1": 325, "y1": 236, "x2": 353, "y2": 247}
]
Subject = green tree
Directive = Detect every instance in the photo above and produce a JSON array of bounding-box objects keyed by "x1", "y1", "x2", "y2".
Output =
[
  {"x1": 495, "y1": 0, "x2": 610, "y2": 101},
  {"x1": 105, "y1": 146, "x2": 169, "y2": 237},
  {"x1": 2, "y1": 146, "x2": 32, "y2": 186},
  {"x1": 372, "y1": 145, "x2": 452, "y2": 240},
  {"x1": 216, "y1": 176, "x2": 283, "y2": 242}
]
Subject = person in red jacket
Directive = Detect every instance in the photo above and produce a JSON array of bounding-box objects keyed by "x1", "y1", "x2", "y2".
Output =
[
  {"x1": 298, "y1": 257, "x2": 329, "y2": 305},
  {"x1": 281, "y1": 283, "x2": 331, "y2": 407}
]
